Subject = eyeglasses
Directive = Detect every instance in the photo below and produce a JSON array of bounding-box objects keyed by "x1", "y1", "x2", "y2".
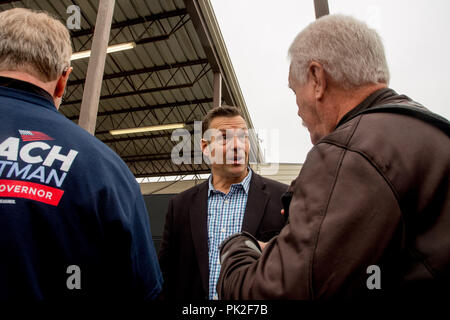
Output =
[{"x1": 212, "y1": 130, "x2": 249, "y2": 145}]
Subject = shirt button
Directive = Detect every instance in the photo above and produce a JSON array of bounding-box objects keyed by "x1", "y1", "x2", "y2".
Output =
[
  {"x1": 221, "y1": 228, "x2": 226, "y2": 233},
  {"x1": 224, "y1": 200, "x2": 229, "y2": 204}
]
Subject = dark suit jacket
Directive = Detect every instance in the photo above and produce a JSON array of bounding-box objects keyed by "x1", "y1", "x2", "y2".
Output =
[{"x1": 158, "y1": 170, "x2": 288, "y2": 300}]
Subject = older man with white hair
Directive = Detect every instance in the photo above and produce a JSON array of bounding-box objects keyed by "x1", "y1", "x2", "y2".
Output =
[{"x1": 217, "y1": 14, "x2": 449, "y2": 300}]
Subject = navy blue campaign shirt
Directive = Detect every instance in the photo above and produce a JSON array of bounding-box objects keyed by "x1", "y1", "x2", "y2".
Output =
[{"x1": 0, "y1": 77, "x2": 162, "y2": 300}]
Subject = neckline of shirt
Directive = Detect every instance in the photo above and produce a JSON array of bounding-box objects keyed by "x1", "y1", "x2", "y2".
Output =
[{"x1": 208, "y1": 168, "x2": 252, "y2": 197}]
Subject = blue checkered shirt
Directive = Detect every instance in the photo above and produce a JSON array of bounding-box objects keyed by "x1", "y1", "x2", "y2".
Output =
[{"x1": 207, "y1": 169, "x2": 252, "y2": 300}]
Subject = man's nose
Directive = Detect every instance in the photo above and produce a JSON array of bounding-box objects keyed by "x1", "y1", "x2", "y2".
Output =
[{"x1": 232, "y1": 134, "x2": 245, "y2": 151}]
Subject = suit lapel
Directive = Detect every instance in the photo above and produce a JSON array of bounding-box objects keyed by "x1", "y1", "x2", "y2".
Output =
[
  {"x1": 189, "y1": 181, "x2": 210, "y2": 295},
  {"x1": 241, "y1": 172, "x2": 269, "y2": 235}
]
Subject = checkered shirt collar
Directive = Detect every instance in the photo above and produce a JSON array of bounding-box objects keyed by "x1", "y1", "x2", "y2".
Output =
[{"x1": 208, "y1": 168, "x2": 252, "y2": 196}]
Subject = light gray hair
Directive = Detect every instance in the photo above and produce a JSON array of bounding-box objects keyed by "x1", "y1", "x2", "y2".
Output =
[
  {"x1": 0, "y1": 8, "x2": 72, "y2": 82},
  {"x1": 288, "y1": 14, "x2": 390, "y2": 89}
]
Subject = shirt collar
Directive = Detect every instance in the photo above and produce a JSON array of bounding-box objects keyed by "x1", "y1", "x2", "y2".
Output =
[
  {"x1": 208, "y1": 167, "x2": 252, "y2": 196},
  {"x1": 0, "y1": 76, "x2": 55, "y2": 105},
  {"x1": 336, "y1": 87, "x2": 397, "y2": 128}
]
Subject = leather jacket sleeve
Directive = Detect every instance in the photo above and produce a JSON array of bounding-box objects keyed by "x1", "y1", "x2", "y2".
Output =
[{"x1": 217, "y1": 142, "x2": 403, "y2": 299}]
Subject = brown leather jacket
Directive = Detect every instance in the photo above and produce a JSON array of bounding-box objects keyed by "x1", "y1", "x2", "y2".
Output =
[{"x1": 217, "y1": 88, "x2": 450, "y2": 299}]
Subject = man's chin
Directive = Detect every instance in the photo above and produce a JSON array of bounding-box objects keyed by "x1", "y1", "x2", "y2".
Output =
[{"x1": 310, "y1": 132, "x2": 322, "y2": 145}]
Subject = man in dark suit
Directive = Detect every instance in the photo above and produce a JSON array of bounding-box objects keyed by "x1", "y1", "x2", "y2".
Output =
[{"x1": 158, "y1": 106, "x2": 288, "y2": 300}]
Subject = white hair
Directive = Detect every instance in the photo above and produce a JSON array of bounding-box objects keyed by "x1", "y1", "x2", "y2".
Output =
[
  {"x1": 0, "y1": 8, "x2": 72, "y2": 82},
  {"x1": 288, "y1": 14, "x2": 390, "y2": 89}
]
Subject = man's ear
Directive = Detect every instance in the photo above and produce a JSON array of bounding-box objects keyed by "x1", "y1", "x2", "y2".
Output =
[
  {"x1": 308, "y1": 61, "x2": 326, "y2": 100},
  {"x1": 201, "y1": 138, "x2": 209, "y2": 157},
  {"x1": 201, "y1": 138, "x2": 213, "y2": 165},
  {"x1": 54, "y1": 66, "x2": 73, "y2": 99}
]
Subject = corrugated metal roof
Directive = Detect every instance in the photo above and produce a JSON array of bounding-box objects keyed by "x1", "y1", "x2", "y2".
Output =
[{"x1": 0, "y1": 0, "x2": 263, "y2": 177}]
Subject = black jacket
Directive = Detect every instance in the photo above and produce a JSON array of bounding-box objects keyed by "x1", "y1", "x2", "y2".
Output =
[{"x1": 158, "y1": 170, "x2": 288, "y2": 300}]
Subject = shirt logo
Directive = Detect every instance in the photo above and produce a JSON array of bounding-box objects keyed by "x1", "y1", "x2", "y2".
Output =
[
  {"x1": 0, "y1": 180, "x2": 64, "y2": 206},
  {"x1": 0, "y1": 136, "x2": 79, "y2": 206},
  {"x1": 18, "y1": 129, "x2": 54, "y2": 142}
]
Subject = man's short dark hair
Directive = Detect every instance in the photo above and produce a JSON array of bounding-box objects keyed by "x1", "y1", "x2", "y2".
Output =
[{"x1": 202, "y1": 105, "x2": 245, "y2": 133}]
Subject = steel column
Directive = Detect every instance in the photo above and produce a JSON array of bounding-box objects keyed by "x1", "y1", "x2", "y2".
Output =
[
  {"x1": 213, "y1": 72, "x2": 222, "y2": 108},
  {"x1": 78, "y1": 0, "x2": 115, "y2": 134},
  {"x1": 314, "y1": 0, "x2": 329, "y2": 19}
]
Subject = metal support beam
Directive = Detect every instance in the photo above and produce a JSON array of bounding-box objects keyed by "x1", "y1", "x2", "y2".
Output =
[
  {"x1": 213, "y1": 72, "x2": 222, "y2": 108},
  {"x1": 314, "y1": 0, "x2": 329, "y2": 19},
  {"x1": 67, "y1": 59, "x2": 208, "y2": 87},
  {"x1": 67, "y1": 98, "x2": 212, "y2": 120},
  {"x1": 135, "y1": 34, "x2": 169, "y2": 45},
  {"x1": 183, "y1": 0, "x2": 264, "y2": 164},
  {"x1": 184, "y1": 0, "x2": 234, "y2": 106},
  {"x1": 70, "y1": 9, "x2": 187, "y2": 38},
  {"x1": 133, "y1": 168, "x2": 210, "y2": 178},
  {"x1": 123, "y1": 151, "x2": 203, "y2": 163},
  {"x1": 64, "y1": 83, "x2": 193, "y2": 106},
  {"x1": 78, "y1": 0, "x2": 115, "y2": 134}
]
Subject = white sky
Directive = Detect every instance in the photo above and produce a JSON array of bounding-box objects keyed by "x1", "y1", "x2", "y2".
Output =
[{"x1": 210, "y1": 0, "x2": 450, "y2": 164}]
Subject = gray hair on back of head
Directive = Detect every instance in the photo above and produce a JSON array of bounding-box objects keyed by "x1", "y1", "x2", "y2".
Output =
[
  {"x1": 288, "y1": 14, "x2": 390, "y2": 89},
  {"x1": 0, "y1": 8, "x2": 72, "y2": 82}
]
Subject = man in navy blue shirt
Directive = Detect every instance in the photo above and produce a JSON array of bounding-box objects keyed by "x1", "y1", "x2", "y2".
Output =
[{"x1": 0, "y1": 8, "x2": 162, "y2": 300}]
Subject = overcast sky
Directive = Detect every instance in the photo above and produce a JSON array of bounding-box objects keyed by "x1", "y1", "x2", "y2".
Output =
[{"x1": 210, "y1": 0, "x2": 450, "y2": 164}]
